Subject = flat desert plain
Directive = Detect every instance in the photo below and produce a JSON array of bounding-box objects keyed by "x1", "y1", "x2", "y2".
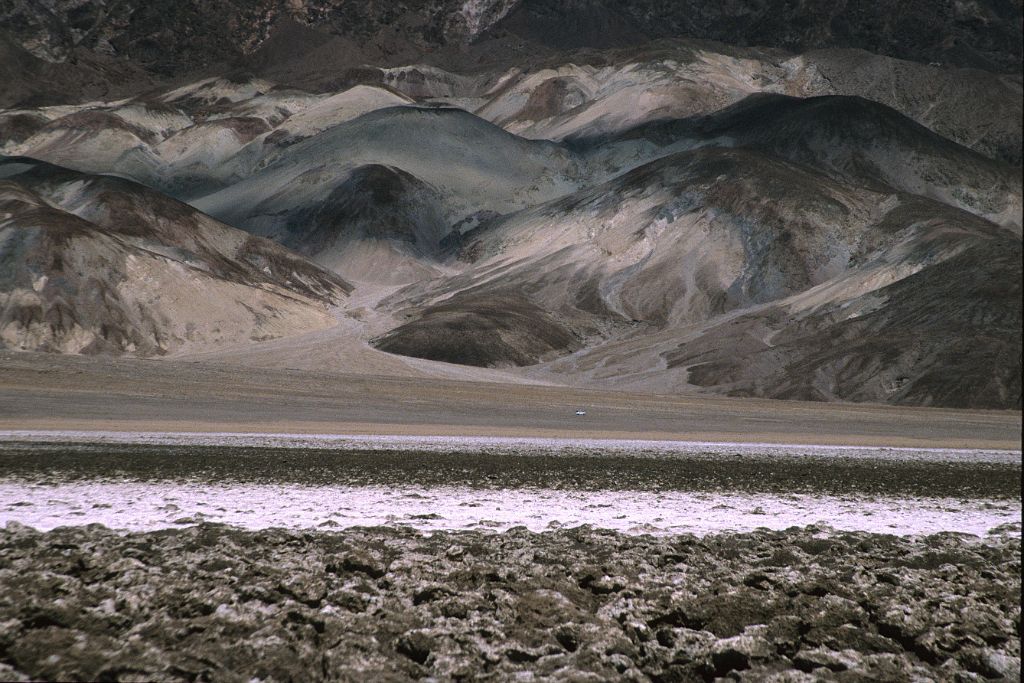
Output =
[{"x1": 0, "y1": 352, "x2": 1019, "y2": 449}]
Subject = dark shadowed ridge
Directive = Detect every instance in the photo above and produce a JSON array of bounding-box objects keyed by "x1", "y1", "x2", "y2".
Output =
[
  {"x1": 0, "y1": 31, "x2": 155, "y2": 108},
  {"x1": 374, "y1": 291, "x2": 582, "y2": 367},
  {"x1": 486, "y1": 0, "x2": 1023, "y2": 73},
  {"x1": 1, "y1": 0, "x2": 1020, "y2": 97},
  {"x1": 596, "y1": 93, "x2": 1022, "y2": 230},
  {"x1": 666, "y1": 224, "x2": 1023, "y2": 409},
  {"x1": 374, "y1": 141, "x2": 1021, "y2": 409}
]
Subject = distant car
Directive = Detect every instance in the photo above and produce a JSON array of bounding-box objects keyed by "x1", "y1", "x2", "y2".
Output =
[{"x1": 575, "y1": 409, "x2": 587, "y2": 416}]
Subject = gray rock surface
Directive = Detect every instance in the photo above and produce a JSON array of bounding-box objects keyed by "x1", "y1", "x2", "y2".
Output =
[
  {"x1": 0, "y1": 523, "x2": 1018, "y2": 681},
  {"x1": 2, "y1": 0, "x2": 1020, "y2": 74}
]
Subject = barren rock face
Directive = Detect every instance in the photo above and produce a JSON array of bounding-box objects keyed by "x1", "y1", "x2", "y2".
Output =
[
  {"x1": 1, "y1": 0, "x2": 1020, "y2": 74},
  {"x1": 0, "y1": 523, "x2": 1019, "y2": 681},
  {"x1": 0, "y1": 0, "x2": 481, "y2": 72}
]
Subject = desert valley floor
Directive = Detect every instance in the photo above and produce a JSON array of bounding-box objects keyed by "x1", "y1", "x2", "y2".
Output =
[
  {"x1": 1, "y1": 351, "x2": 1020, "y2": 448},
  {"x1": 1, "y1": 0, "x2": 1022, "y2": 679},
  {"x1": 0, "y1": 352, "x2": 1021, "y2": 680}
]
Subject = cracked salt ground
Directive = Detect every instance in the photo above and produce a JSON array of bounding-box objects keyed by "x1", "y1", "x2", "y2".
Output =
[
  {"x1": 1, "y1": 482, "x2": 1019, "y2": 537},
  {"x1": 1, "y1": 433, "x2": 1018, "y2": 536},
  {"x1": 0, "y1": 436, "x2": 1020, "y2": 680}
]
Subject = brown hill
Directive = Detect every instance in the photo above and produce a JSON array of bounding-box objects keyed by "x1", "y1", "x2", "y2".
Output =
[{"x1": 0, "y1": 158, "x2": 350, "y2": 355}]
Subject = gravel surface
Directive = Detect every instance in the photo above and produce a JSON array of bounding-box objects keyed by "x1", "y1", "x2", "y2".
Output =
[
  {"x1": 0, "y1": 523, "x2": 1020, "y2": 682},
  {"x1": 2, "y1": 431, "x2": 1020, "y2": 464},
  {"x1": 0, "y1": 442, "x2": 1019, "y2": 498}
]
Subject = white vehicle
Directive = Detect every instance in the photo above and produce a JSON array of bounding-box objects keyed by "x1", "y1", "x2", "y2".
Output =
[{"x1": 575, "y1": 409, "x2": 587, "y2": 416}]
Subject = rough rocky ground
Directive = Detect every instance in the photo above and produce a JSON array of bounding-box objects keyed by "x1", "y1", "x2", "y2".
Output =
[
  {"x1": 0, "y1": 441, "x2": 1020, "y2": 499},
  {"x1": 0, "y1": 523, "x2": 1019, "y2": 681}
]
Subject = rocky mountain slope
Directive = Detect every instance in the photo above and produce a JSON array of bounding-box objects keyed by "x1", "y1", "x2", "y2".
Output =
[
  {"x1": 0, "y1": 158, "x2": 350, "y2": 355},
  {"x1": 0, "y1": 8, "x2": 1020, "y2": 408},
  {"x1": 601, "y1": 93, "x2": 1022, "y2": 228},
  {"x1": 0, "y1": 32, "x2": 154, "y2": 108},
  {"x1": 376, "y1": 144, "x2": 1019, "y2": 408},
  {"x1": 2, "y1": 0, "x2": 1020, "y2": 77},
  {"x1": 4, "y1": 42, "x2": 1020, "y2": 174}
]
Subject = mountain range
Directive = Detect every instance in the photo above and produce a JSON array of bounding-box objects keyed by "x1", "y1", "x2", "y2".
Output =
[{"x1": 0, "y1": 2, "x2": 1020, "y2": 408}]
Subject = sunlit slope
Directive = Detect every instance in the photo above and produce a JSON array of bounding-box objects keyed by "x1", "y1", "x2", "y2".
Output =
[{"x1": 0, "y1": 158, "x2": 350, "y2": 355}]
